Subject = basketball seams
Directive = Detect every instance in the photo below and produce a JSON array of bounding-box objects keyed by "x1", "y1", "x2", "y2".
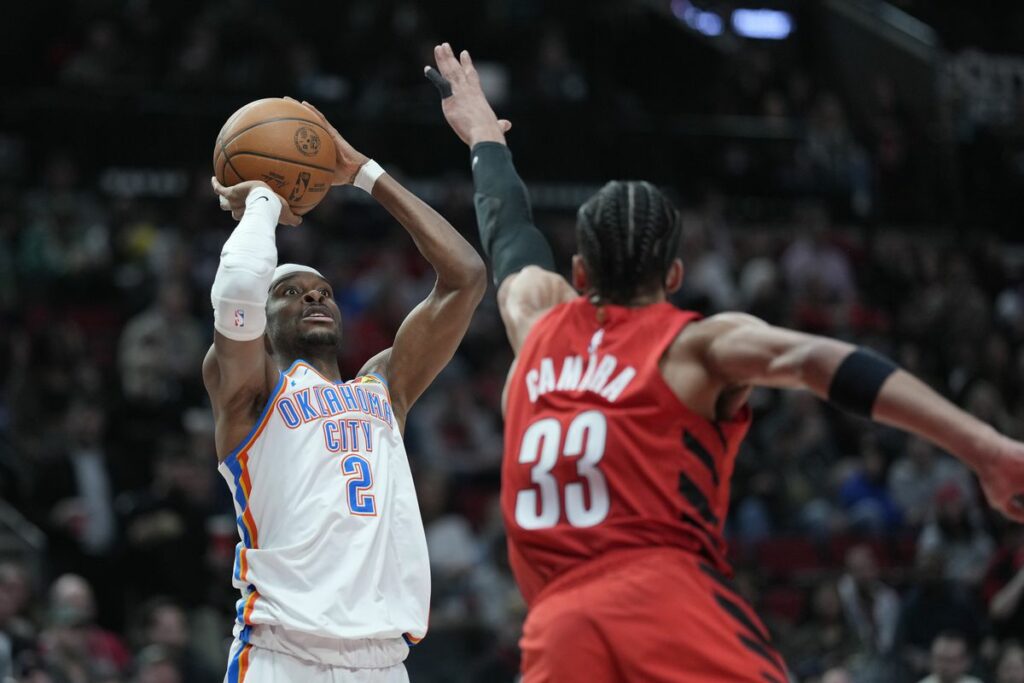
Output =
[
  {"x1": 220, "y1": 140, "x2": 246, "y2": 186},
  {"x1": 227, "y1": 151, "x2": 336, "y2": 175},
  {"x1": 220, "y1": 117, "x2": 332, "y2": 152}
]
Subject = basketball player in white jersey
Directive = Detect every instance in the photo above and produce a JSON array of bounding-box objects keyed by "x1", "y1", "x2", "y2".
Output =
[{"x1": 203, "y1": 100, "x2": 487, "y2": 682}]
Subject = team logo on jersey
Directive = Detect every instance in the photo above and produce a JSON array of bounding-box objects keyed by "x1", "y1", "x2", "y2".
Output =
[
  {"x1": 587, "y1": 329, "x2": 605, "y2": 355},
  {"x1": 294, "y1": 127, "x2": 321, "y2": 156},
  {"x1": 234, "y1": 309, "x2": 245, "y2": 327}
]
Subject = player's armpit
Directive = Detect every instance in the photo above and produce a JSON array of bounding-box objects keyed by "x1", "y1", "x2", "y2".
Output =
[
  {"x1": 202, "y1": 339, "x2": 275, "y2": 461},
  {"x1": 497, "y1": 266, "x2": 576, "y2": 354}
]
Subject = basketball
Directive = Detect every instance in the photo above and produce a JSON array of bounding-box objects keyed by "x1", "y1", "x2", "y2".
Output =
[{"x1": 213, "y1": 98, "x2": 336, "y2": 216}]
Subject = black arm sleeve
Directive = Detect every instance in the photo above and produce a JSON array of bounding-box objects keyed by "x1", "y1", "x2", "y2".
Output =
[{"x1": 470, "y1": 142, "x2": 556, "y2": 285}]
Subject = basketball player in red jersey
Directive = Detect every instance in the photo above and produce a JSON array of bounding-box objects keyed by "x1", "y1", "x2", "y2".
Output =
[{"x1": 425, "y1": 43, "x2": 1024, "y2": 682}]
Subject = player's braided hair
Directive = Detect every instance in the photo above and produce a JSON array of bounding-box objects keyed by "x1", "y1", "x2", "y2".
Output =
[{"x1": 576, "y1": 180, "x2": 682, "y2": 305}]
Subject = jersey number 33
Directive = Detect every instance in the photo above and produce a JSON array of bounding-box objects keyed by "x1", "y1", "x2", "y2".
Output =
[{"x1": 515, "y1": 410, "x2": 609, "y2": 530}]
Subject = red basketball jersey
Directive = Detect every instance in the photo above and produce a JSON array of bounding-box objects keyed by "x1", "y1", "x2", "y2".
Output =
[{"x1": 502, "y1": 297, "x2": 752, "y2": 605}]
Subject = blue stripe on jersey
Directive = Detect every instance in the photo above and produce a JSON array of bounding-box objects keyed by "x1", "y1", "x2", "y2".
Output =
[
  {"x1": 233, "y1": 544, "x2": 241, "y2": 581},
  {"x1": 225, "y1": 640, "x2": 244, "y2": 682},
  {"x1": 224, "y1": 459, "x2": 253, "y2": 548}
]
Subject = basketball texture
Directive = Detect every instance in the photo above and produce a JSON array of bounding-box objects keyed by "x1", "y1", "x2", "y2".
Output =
[{"x1": 213, "y1": 98, "x2": 336, "y2": 216}]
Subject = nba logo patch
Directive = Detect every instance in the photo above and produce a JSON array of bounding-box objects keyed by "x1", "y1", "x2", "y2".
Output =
[{"x1": 234, "y1": 309, "x2": 245, "y2": 327}]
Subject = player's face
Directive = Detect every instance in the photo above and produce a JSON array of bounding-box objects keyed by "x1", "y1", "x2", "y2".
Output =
[{"x1": 266, "y1": 273, "x2": 343, "y2": 352}]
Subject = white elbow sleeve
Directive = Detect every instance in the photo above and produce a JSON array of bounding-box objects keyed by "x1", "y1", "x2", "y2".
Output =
[{"x1": 211, "y1": 187, "x2": 282, "y2": 341}]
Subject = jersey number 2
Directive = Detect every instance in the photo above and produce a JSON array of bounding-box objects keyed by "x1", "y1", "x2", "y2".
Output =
[
  {"x1": 515, "y1": 410, "x2": 609, "y2": 530},
  {"x1": 342, "y1": 455, "x2": 376, "y2": 516}
]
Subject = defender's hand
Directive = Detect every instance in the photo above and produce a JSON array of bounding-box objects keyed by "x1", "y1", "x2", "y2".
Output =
[
  {"x1": 287, "y1": 97, "x2": 369, "y2": 186},
  {"x1": 977, "y1": 433, "x2": 1024, "y2": 523},
  {"x1": 426, "y1": 43, "x2": 512, "y2": 148},
  {"x1": 211, "y1": 178, "x2": 301, "y2": 226}
]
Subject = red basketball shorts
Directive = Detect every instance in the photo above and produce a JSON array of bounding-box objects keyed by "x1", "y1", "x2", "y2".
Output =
[{"x1": 519, "y1": 547, "x2": 788, "y2": 683}]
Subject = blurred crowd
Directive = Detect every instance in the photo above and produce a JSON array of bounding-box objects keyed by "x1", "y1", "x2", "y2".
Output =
[
  {"x1": 3, "y1": 155, "x2": 1024, "y2": 683},
  {"x1": 3, "y1": 1, "x2": 1024, "y2": 683}
]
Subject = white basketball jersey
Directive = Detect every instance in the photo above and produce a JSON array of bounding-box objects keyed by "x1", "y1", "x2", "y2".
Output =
[{"x1": 218, "y1": 360, "x2": 429, "y2": 647}]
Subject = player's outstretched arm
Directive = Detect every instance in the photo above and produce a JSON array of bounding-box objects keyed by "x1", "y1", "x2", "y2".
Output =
[
  {"x1": 427, "y1": 43, "x2": 573, "y2": 354},
  {"x1": 696, "y1": 313, "x2": 1024, "y2": 522},
  {"x1": 294, "y1": 99, "x2": 487, "y2": 428},
  {"x1": 203, "y1": 179, "x2": 300, "y2": 460}
]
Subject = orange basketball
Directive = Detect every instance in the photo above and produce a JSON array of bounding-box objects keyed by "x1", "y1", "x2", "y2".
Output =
[{"x1": 213, "y1": 98, "x2": 336, "y2": 216}]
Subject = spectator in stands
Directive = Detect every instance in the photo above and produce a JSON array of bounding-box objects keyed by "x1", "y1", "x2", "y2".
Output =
[
  {"x1": 117, "y1": 280, "x2": 204, "y2": 406},
  {"x1": 917, "y1": 482, "x2": 994, "y2": 586},
  {"x1": 0, "y1": 561, "x2": 36, "y2": 649},
  {"x1": 985, "y1": 524, "x2": 1024, "y2": 641},
  {"x1": 32, "y1": 400, "x2": 119, "y2": 622},
  {"x1": 837, "y1": 544, "x2": 900, "y2": 656},
  {"x1": 888, "y1": 438, "x2": 972, "y2": 528},
  {"x1": 895, "y1": 550, "x2": 989, "y2": 678},
  {"x1": 839, "y1": 433, "x2": 903, "y2": 535},
  {"x1": 785, "y1": 581, "x2": 859, "y2": 680},
  {"x1": 412, "y1": 380, "x2": 502, "y2": 473},
  {"x1": 917, "y1": 631, "x2": 982, "y2": 683},
  {"x1": 118, "y1": 441, "x2": 217, "y2": 609},
  {"x1": 38, "y1": 574, "x2": 130, "y2": 679},
  {"x1": 996, "y1": 642, "x2": 1024, "y2": 683},
  {"x1": 132, "y1": 598, "x2": 218, "y2": 683},
  {"x1": 678, "y1": 211, "x2": 739, "y2": 313},
  {"x1": 131, "y1": 645, "x2": 182, "y2": 683},
  {"x1": 821, "y1": 668, "x2": 853, "y2": 683},
  {"x1": 782, "y1": 200, "x2": 856, "y2": 307}
]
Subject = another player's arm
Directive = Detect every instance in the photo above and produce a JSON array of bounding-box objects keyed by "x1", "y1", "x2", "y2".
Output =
[
  {"x1": 428, "y1": 43, "x2": 574, "y2": 354},
  {"x1": 694, "y1": 313, "x2": 1024, "y2": 522},
  {"x1": 203, "y1": 179, "x2": 300, "y2": 460},
  {"x1": 294, "y1": 99, "x2": 487, "y2": 428}
]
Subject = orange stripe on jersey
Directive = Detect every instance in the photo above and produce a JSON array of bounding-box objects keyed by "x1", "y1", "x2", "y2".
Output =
[
  {"x1": 238, "y1": 643, "x2": 252, "y2": 681},
  {"x1": 237, "y1": 452, "x2": 259, "y2": 551},
  {"x1": 239, "y1": 548, "x2": 249, "y2": 582},
  {"x1": 242, "y1": 590, "x2": 260, "y2": 624}
]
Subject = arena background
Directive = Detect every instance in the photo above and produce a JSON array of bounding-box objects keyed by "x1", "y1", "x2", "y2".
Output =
[{"x1": 2, "y1": 1, "x2": 1024, "y2": 681}]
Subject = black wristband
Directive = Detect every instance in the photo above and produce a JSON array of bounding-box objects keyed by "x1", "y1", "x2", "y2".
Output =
[
  {"x1": 828, "y1": 348, "x2": 898, "y2": 417},
  {"x1": 470, "y1": 142, "x2": 556, "y2": 285}
]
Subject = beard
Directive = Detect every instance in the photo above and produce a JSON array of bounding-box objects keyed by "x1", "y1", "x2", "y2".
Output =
[{"x1": 297, "y1": 325, "x2": 340, "y2": 349}]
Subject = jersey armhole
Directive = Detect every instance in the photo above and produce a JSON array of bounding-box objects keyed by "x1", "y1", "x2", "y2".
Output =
[{"x1": 650, "y1": 310, "x2": 749, "y2": 429}]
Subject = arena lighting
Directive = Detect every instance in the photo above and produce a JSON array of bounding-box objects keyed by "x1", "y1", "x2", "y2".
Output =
[
  {"x1": 670, "y1": 0, "x2": 725, "y2": 36},
  {"x1": 731, "y1": 8, "x2": 793, "y2": 39}
]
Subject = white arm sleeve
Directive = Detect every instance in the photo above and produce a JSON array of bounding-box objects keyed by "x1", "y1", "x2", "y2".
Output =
[{"x1": 210, "y1": 187, "x2": 282, "y2": 341}]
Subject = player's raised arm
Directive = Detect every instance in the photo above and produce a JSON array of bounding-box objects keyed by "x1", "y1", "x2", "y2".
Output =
[
  {"x1": 427, "y1": 43, "x2": 575, "y2": 353},
  {"x1": 203, "y1": 179, "x2": 301, "y2": 460},
  {"x1": 294, "y1": 99, "x2": 487, "y2": 428},
  {"x1": 693, "y1": 313, "x2": 1024, "y2": 522}
]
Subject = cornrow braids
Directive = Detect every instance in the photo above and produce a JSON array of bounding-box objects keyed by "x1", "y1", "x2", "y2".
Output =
[{"x1": 576, "y1": 180, "x2": 682, "y2": 305}]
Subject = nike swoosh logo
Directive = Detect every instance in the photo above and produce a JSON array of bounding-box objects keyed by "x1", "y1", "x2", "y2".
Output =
[
  {"x1": 256, "y1": 196, "x2": 269, "y2": 202},
  {"x1": 472, "y1": 156, "x2": 479, "y2": 169}
]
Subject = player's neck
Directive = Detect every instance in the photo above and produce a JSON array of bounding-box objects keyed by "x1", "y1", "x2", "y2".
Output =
[
  {"x1": 276, "y1": 353, "x2": 343, "y2": 382},
  {"x1": 589, "y1": 289, "x2": 667, "y2": 307}
]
